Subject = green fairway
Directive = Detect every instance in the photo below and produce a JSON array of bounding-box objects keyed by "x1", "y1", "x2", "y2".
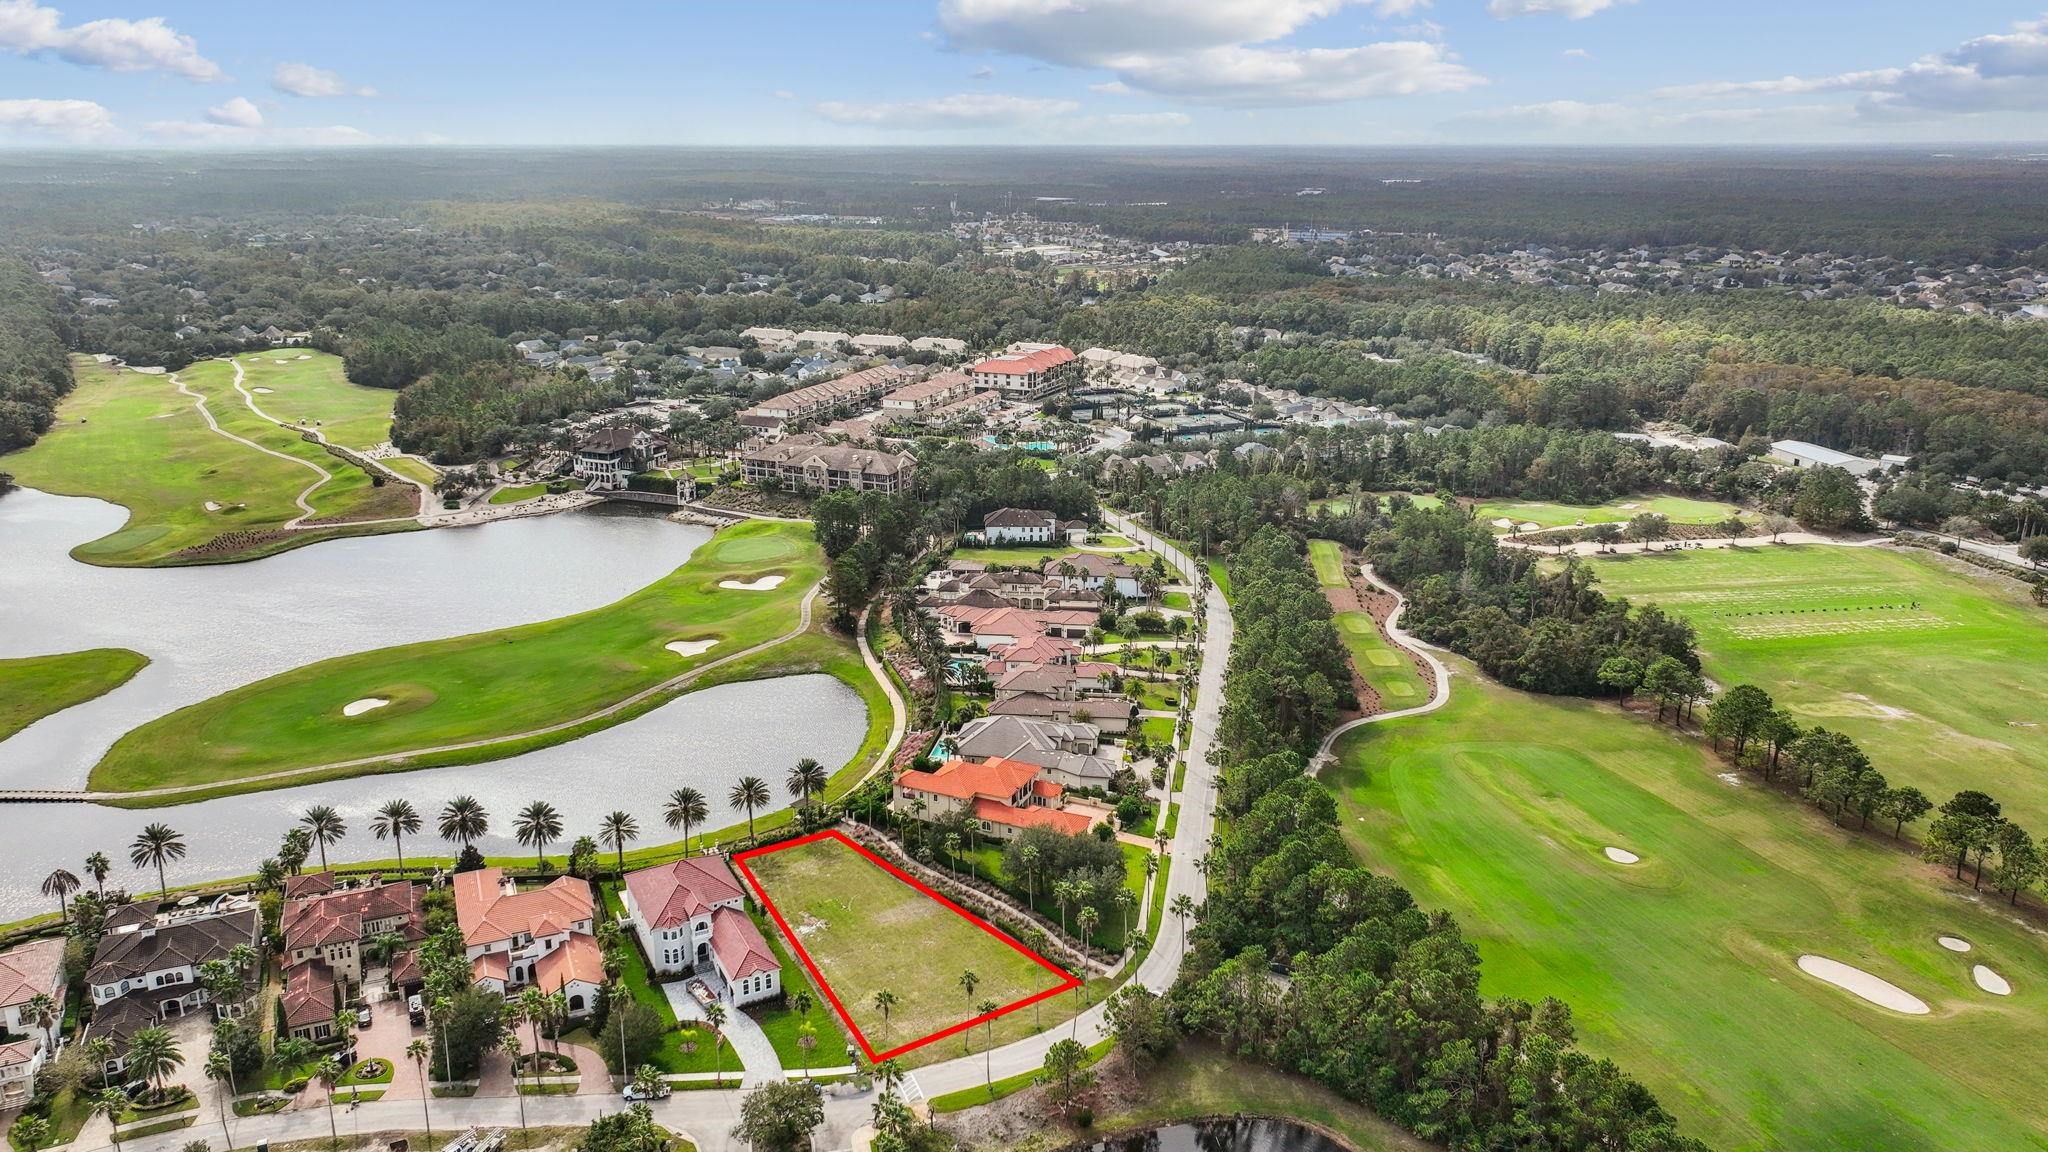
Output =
[
  {"x1": 488, "y1": 483, "x2": 546, "y2": 505},
  {"x1": 0, "y1": 648, "x2": 149, "y2": 741},
  {"x1": 2, "y1": 356, "x2": 413, "y2": 565},
  {"x1": 743, "y1": 835, "x2": 1069, "y2": 1052},
  {"x1": 1473, "y1": 494, "x2": 1743, "y2": 534},
  {"x1": 89, "y1": 520, "x2": 823, "y2": 793},
  {"x1": 1329, "y1": 668, "x2": 2048, "y2": 1152},
  {"x1": 1591, "y1": 543, "x2": 2048, "y2": 831},
  {"x1": 1334, "y1": 613, "x2": 1425, "y2": 705},
  {"x1": 231, "y1": 351, "x2": 394, "y2": 450},
  {"x1": 1307, "y1": 539, "x2": 1348, "y2": 587},
  {"x1": 1311, "y1": 492, "x2": 1444, "y2": 516}
]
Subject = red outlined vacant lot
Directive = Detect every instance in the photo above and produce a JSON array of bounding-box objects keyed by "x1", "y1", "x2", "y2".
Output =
[{"x1": 734, "y1": 829, "x2": 1078, "y2": 1062}]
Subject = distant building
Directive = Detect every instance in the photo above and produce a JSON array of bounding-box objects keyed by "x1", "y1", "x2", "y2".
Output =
[
  {"x1": 968, "y1": 344, "x2": 1080, "y2": 400},
  {"x1": 979, "y1": 507, "x2": 1085, "y2": 546},
  {"x1": 910, "y1": 336, "x2": 967, "y2": 355},
  {"x1": 85, "y1": 899, "x2": 261, "y2": 1076},
  {"x1": 880, "y1": 371, "x2": 973, "y2": 421},
  {"x1": 574, "y1": 427, "x2": 669, "y2": 489},
  {"x1": 851, "y1": 333, "x2": 907, "y2": 353},
  {"x1": 892, "y1": 756, "x2": 1096, "y2": 840},
  {"x1": 1769, "y1": 440, "x2": 1880, "y2": 477},
  {"x1": 741, "y1": 434, "x2": 917, "y2": 494}
]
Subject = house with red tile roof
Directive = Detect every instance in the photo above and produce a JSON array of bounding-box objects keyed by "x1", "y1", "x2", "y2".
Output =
[
  {"x1": 968, "y1": 344, "x2": 1079, "y2": 400},
  {"x1": 0, "y1": 938, "x2": 65, "y2": 1106},
  {"x1": 621, "y1": 857, "x2": 781, "y2": 1007},
  {"x1": 280, "y1": 960, "x2": 340, "y2": 1044},
  {"x1": 281, "y1": 875, "x2": 422, "y2": 988},
  {"x1": 453, "y1": 868, "x2": 602, "y2": 1018},
  {"x1": 893, "y1": 756, "x2": 1096, "y2": 840}
]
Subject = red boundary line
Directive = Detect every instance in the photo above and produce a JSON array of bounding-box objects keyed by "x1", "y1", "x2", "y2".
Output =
[{"x1": 733, "y1": 828, "x2": 1080, "y2": 1063}]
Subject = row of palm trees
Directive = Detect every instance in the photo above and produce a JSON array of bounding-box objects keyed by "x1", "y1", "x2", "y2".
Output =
[{"x1": 70, "y1": 758, "x2": 840, "y2": 911}]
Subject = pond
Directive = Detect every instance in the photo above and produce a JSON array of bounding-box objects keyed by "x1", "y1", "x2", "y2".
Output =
[
  {"x1": 0, "y1": 487, "x2": 871, "y2": 920},
  {"x1": 1071, "y1": 1120, "x2": 1352, "y2": 1152}
]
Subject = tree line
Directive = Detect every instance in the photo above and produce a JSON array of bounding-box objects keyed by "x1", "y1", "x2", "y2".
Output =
[{"x1": 0, "y1": 256, "x2": 75, "y2": 453}]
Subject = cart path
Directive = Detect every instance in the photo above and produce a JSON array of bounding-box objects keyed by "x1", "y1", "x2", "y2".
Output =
[
  {"x1": 1313, "y1": 559, "x2": 1453, "y2": 767},
  {"x1": 173, "y1": 363, "x2": 332, "y2": 526}
]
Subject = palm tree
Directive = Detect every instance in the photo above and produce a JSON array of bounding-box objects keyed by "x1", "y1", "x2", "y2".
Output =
[
  {"x1": 299, "y1": 805, "x2": 347, "y2": 872},
  {"x1": 438, "y1": 796, "x2": 489, "y2": 849},
  {"x1": 406, "y1": 1040, "x2": 433, "y2": 1152},
  {"x1": 85, "y1": 851, "x2": 111, "y2": 898},
  {"x1": 1114, "y1": 887, "x2": 1138, "y2": 941},
  {"x1": 316, "y1": 1057, "x2": 343, "y2": 1142},
  {"x1": 1051, "y1": 880, "x2": 1076, "y2": 935},
  {"x1": 13, "y1": 1116, "x2": 48, "y2": 1152},
  {"x1": 870, "y1": 989, "x2": 898, "y2": 1044},
  {"x1": 1077, "y1": 905, "x2": 1100, "y2": 947},
  {"x1": 1170, "y1": 893, "x2": 1196, "y2": 956},
  {"x1": 786, "y1": 758, "x2": 827, "y2": 810},
  {"x1": 204, "y1": 1049, "x2": 235, "y2": 1151},
  {"x1": 41, "y1": 869, "x2": 79, "y2": 924},
  {"x1": 729, "y1": 776, "x2": 770, "y2": 841},
  {"x1": 371, "y1": 799, "x2": 422, "y2": 875},
  {"x1": 704, "y1": 1003, "x2": 729, "y2": 1088},
  {"x1": 796, "y1": 1022, "x2": 817, "y2": 1079},
  {"x1": 500, "y1": 1032, "x2": 528, "y2": 1134},
  {"x1": 129, "y1": 823, "x2": 186, "y2": 899},
  {"x1": 957, "y1": 970, "x2": 979, "y2": 1052},
  {"x1": 91, "y1": 1088, "x2": 127, "y2": 1152},
  {"x1": 598, "y1": 811, "x2": 639, "y2": 876},
  {"x1": 663, "y1": 788, "x2": 708, "y2": 852},
  {"x1": 978, "y1": 999, "x2": 1000, "y2": 1087},
  {"x1": 84, "y1": 1036, "x2": 116, "y2": 1091},
  {"x1": 513, "y1": 801, "x2": 564, "y2": 870},
  {"x1": 25, "y1": 993, "x2": 58, "y2": 1057},
  {"x1": 126, "y1": 1025, "x2": 184, "y2": 1103}
]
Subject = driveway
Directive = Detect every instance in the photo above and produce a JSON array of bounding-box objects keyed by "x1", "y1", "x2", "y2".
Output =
[
  {"x1": 659, "y1": 980, "x2": 783, "y2": 1086},
  {"x1": 348, "y1": 997, "x2": 424, "y2": 1102}
]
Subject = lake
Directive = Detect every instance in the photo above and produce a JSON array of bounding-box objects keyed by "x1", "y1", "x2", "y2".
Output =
[{"x1": 0, "y1": 488, "x2": 868, "y2": 920}]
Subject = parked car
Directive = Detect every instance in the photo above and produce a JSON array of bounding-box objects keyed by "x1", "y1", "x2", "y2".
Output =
[
  {"x1": 623, "y1": 1082, "x2": 671, "y2": 1101},
  {"x1": 407, "y1": 995, "x2": 426, "y2": 1025},
  {"x1": 355, "y1": 1005, "x2": 373, "y2": 1029}
]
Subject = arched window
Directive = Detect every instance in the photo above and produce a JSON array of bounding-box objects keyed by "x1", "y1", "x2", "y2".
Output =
[{"x1": 569, "y1": 994, "x2": 585, "y2": 1012}]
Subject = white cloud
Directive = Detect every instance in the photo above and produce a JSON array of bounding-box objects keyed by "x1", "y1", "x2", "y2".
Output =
[
  {"x1": 814, "y1": 92, "x2": 1079, "y2": 129},
  {"x1": 205, "y1": 96, "x2": 263, "y2": 128},
  {"x1": 1658, "y1": 13, "x2": 2048, "y2": 117},
  {"x1": 0, "y1": 96, "x2": 115, "y2": 139},
  {"x1": 271, "y1": 61, "x2": 376, "y2": 98},
  {"x1": 971, "y1": 64, "x2": 996, "y2": 79},
  {"x1": 772, "y1": 89, "x2": 795, "y2": 100},
  {"x1": 1487, "y1": 0, "x2": 1632, "y2": 18},
  {"x1": 0, "y1": 0, "x2": 221, "y2": 80},
  {"x1": 143, "y1": 115, "x2": 373, "y2": 147},
  {"x1": 1373, "y1": 0, "x2": 1430, "y2": 14},
  {"x1": 1562, "y1": 47, "x2": 1592, "y2": 60},
  {"x1": 1090, "y1": 80, "x2": 1132, "y2": 94},
  {"x1": 292, "y1": 124, "x2": 373, "y2": 145},
  {"x1": 937, "y1": 0, "x2": 1481, "y2": 105}
]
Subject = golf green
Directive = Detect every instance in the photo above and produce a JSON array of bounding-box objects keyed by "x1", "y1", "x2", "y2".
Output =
[
  {"x1": 0, "y1": 648, "x2": 149, "y2": 741},
  {"x1": 1591, "y1": 543, "x2": 2048, "y2": 831},
  {"x1": 1329, "y1": 668, "x2": 2048, "y2": 1151},
  {"x1": 89, "y1": 520, "x2": 824, "y2": 794},
  {"x1": 1334, "y1": 611, "x2": 1427, "y2": 707}
]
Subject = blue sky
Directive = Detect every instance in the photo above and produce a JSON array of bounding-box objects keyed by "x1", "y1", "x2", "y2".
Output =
[{"x1": 2, "y1": 0, "x2": 2046, "y2": 147}]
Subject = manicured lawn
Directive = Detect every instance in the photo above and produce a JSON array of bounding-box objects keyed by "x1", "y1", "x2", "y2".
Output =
[
  {"x1": 746, "y1": 907, "x2": 851, "y2": 1071},
  {"x1": 90, "y1": 520, "x2": 823, "y2": 792},
  {"x1": 232, "y1": 351, "x2": 394, "y2": 450},
  {"x1": 740, "y1": 833, "x2": 1071, "y2": 1055},
  {"x1": 0, "y1": 647, "x2": 148, "y2": 741},
  {"x1": 1140, "y1": 715, "x2": 1176, "y2": 745},
  {"x1": 383, "y1": 456, "x2": 439, "y2": 486},
  {"x1": 1132, "y1": 678, "x2": 1180, "y2": 713},
  {"x1": 488, "y1": 482, "x2": 547, "y2": 505},
  {"x1": 1311, "y1": 492, "x2": 1444, "y2": 516},
  {"x1": 594, "y1": 885, "x2": 723, "y2": 1075},
  {"x1": 1328, "y1": 663, "x2": 2048, "y2": 1152},
  {"x1": 1472, "y1": 493, "x2": 1742, "y2": 534},
  {"x1": 1590, "y1": 543, "x2": 2048, "y2": 833},
  {"x1": 1307, "y1": 538, "x2": 1348, "y2": 587},
  {"x1": 1160, "y1": 590, "x2": 1192, "y2": 612},
  {"x1": 1334, "y1": 613, "x2": 1425, "y2": 706},
  {"x1": 2, "y1": 356, "x2": 410, "y2": 565}
]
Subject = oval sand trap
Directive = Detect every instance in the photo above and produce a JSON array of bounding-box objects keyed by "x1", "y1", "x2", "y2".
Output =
[
  {"x1": 1938, "y1": 936, "x2": 1972, "y2": 953},
  {"x1": 665, "y1": 639, "x2": 717, "y2": 658},
  {"x1": 719, "y1": 575, "x2": 786, "y2": 591},
  {"x1": 1973, "y1": 965, "x2": 2012, "y2": 996},
  {"x1": 1797, "y1": 955, "x2": 1929, "y2": 1014},
  {"x1": 342, "y1": 697, "x2": 390, "y2": 717},
  {"x1": 1604, "y1": 847, "x2": 1640, "y2": 864},
  {"x1": 251, "y1": 386, "x2": 275, "y2": 393},
  {"x1": 204, "y1": 501, "x2": 223, "y2": 512}
]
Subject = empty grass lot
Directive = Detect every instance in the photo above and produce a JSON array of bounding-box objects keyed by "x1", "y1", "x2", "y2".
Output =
[
  {"x1": 741, "y1": 834, "x2": 1071, "y2": 1057},
  {"x1": 1329, "y1": 665, "x2": 2048, "y2": 1151},
  {"x1": 1472, "y1": 493, "x2": 1742, "y2": 534},
  {"x1": 89, "y1": 521, "x2": 822, "y2": 793},
  {"x1": 2, "y1": 355, "x2": 412, "y2": 565},
  {"x1": 1591, "y1": 543, "x2": 2048, "y2": 832},
  {"x1": 0, "y1": 648, "x2": 148, "y2": 742}
]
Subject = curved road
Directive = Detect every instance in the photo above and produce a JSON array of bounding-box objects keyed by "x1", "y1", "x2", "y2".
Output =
[{"x1": 1314, "y1": 559, "x2": 1453, "y2": 766}]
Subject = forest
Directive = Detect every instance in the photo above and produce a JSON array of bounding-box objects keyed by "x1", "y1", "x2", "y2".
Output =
[{"x1": 0, "y1": 255, "x2": 75, "y2": 453}]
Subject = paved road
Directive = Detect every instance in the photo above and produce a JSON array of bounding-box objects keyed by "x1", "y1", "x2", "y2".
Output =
[{"x1": 105, "y1": 513, "x2": 1235, "y2": 1152}]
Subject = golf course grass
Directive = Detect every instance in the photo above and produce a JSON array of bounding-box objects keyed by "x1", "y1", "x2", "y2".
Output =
[
  {"x1": 2, "y1": 355, "x2": 414, "y2": 565},
  {"x1": 0, "y1": 648, "x2": 149, "y2": 741},
  {"x1": 89, "y1": 521, "x2": 824, "y2": 793},
  {"x1": 1307, "y1": 539, "x2": 1347, "y2": 587},
  {"x1": 488, "y1": 483, "x2": 547, "y2": 505},
  {"x1": 1472, "y1": 493, "x2": 1742, "y2": 534},
  {"x1": 1334, "y1": 613, "x2": 1425, "y2": 706},
  {"x1": 1310, "y1": 492, "x2": 1444, "y2": 516},
  {"x1": 1328, "y1": 666, "x2": 2048, "y2": 1151},
  {"x1": 741, "y1": 833, "x2": 1072, "y2": 1056},
  {"x1": 231, "y1": 352, "x2": 394, "y2": 450},
  {"x1": 1590, "y1": 543, "x2": 2048, "y2": 832}
]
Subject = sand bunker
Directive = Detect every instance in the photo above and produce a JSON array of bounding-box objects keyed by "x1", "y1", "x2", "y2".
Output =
[
  {"x1": 1492, "y1": 518, "x2": 1515, "y2": 529},
  {"x1": 665, "y1": 639, "x2": 717, "y2": 658},
  {"x1": 1844, "y1": 692, "x2": 1911, "y2": 719},
  {"x1": 272, "y1": 359, "x2": 289, "y2": 364},
  {"x1": 1938, "y1": 936, "x2": 1972, "y2": 953},
  {"x1": 1717, "y1": 772, "x2": 1744, "y2": 787},
  {"x1": 296, "y1": 354, "x2": 311, "y2": 360},
  {"x1": 719, "y1": 575, "x2": 786, "y2": 591},
  {"x1": 1604, "y1": 847, "x2": 1640, "y2": 864},
  {"x1": 342, "y1": 697, "x2": 390, "y2": 717},
  {"x1": 1520, "y1": 522, "x2": 1541, "y2": 532},
  {"x1": 1797, "y1": 955, "x2": 1930, "y2": 1014},
  {"x1": 204, "y1": 501, "x2": 223, "y2": 511},
  {"x1": 251, "y1": 386, "x2": 275, "y2": 394},
  {"x1": 1973, "y1": 965, "x2": 2012, "y2": 995}
]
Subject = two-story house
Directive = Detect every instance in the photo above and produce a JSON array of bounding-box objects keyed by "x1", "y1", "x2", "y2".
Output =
[
  {"x1": 281, "y1": 874, "x2": 423, "y2": 987},
  {"x1": 892, "y1": 756, "x2": 1096, "y2": 841},
  {"x1": 84, "y1": 900, "x2": 260, "y2": 1075},
  {"x1": 620, "y1": 857, "x2": 780, "y2": 1007},
  {"x1": 454, "y1": 869, "x2": 603, "y2": 1018},
  {"x1": 0, "y1": 938, "x2": 65, "y2": 1106}
]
